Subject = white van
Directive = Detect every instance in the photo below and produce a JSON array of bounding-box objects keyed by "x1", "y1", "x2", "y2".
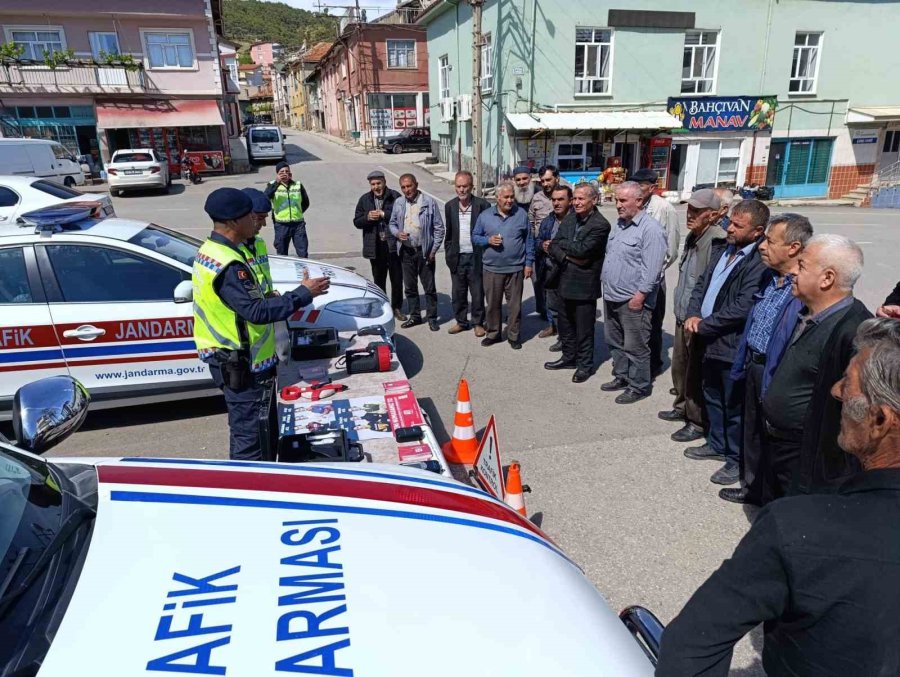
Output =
[
  {"x1": 246, "y1": 125, "x2": 286, "y2": 163},
  {"x1": 0, "y1": 138, "x2": 85, "y2": 187}
]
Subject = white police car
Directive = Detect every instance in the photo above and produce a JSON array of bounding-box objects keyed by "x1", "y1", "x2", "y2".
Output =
[
  {"x1": 1, "y1": 376, "x2": 663, "y2": 675},
  {"x1": 0, "y1": 203, "x2": 394, "y2": 418}
]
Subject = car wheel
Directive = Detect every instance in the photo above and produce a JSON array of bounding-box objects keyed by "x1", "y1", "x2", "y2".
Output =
[
  {"x1": 64, "y1": 176, "x2": 75, "y2": 187},
  {"x1": 392, "y1": 144, "x2": 403, "y2": 155}
]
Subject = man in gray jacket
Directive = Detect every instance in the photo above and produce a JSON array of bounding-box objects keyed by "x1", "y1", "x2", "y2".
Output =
[
  {"x1": 658, "y1": 189, "x2": 727, "y2": 442},
  {"x1": 389, "y1": 173, "x2": 445, "y2": 331}
]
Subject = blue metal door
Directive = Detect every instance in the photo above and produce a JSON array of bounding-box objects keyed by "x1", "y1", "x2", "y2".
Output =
[{"x1": 772, "y1": 138, "x2": 834, "y2": 198}]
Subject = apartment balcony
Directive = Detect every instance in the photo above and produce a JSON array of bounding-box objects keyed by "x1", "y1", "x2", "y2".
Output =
[{"x1": 0, "y1": 61, "x2": 149, "y2": 96}]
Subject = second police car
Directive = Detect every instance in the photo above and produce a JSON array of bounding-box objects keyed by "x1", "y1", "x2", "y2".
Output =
[
  {"x1": 0, "y1": 203, "x2": 394, "y2": 418},
  {"x1": 1, "y1": 375, "x2": 663, "y2": 675}
]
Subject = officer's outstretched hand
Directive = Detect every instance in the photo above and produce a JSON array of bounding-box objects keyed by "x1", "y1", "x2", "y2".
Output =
[{"x1": 300, "y1": 269, "x2": 330, "y2": 297}]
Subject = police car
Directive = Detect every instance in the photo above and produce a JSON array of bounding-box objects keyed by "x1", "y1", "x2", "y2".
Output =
[
  {"x1": 0, "y1": 203, "x2": 394, "y2": 418},
  {"x1": 1, "y1": 375, "x2": 663, "y2": 675}
]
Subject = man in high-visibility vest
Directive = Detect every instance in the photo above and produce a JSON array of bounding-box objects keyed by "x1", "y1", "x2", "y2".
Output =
[
  {"x1": 240, "y1": 187, "x2": 276, "y2": 297},
  {"x1": 193, "y1": 187, "x2": 330, "y2": 460},
  {"x1": 264, "y1": 161, "x2": 310, "y2": 258}
]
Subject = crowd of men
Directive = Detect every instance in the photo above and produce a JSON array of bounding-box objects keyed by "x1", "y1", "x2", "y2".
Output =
[{"x1": 352, "y1": 164, "x2": 900, "y2": 510}]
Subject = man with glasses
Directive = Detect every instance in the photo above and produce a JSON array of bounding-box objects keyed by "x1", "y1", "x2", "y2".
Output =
[{"x1": 265, "y1": 161, "x2": 310, "y2": 258}]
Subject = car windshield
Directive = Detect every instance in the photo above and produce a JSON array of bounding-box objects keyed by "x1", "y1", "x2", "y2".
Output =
[
  {"x1": 397, "y1": 129, "x2": 414, "y2": 138},
  {"x1": 113, "y1": 152, "x2": 154, "y2": 163},
  {"x1": 251, "y1": 129, "x2": 280, "y2": 143},
  {"x1": 31, "y1": 180, "x2": 83, "y2": 200},
  {"x1": 127, "y1": 223, "x2": 201, "y2": 267}
]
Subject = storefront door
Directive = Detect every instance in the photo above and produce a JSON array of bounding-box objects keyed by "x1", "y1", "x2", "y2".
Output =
[
  {"x1": 768, "y1": 138, "x2": 833, "y2": 198},
  {"x1": 879, "y1": 129, "x2": 900, "y2": 171}
]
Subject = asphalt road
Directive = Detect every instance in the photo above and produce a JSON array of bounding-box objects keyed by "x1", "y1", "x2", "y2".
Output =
[{"x1": 38, "y1": 130, "x2": 900, "y2": 674}]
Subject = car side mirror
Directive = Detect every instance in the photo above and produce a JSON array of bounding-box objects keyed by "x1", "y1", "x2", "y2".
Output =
[
  {"x1": 174, "y1": 280, "x2": 193, "y2": 304},
  {"x1": 13, "y1": 376, "x2": 90, "y2": 455}
]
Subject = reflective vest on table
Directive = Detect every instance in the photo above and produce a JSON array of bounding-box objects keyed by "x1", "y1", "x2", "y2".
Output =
[
  {"x1": 270, "y1": 181, "x2": 304, "y2": 223},
  {"x1": 241, "y1": 236, "x2": 273, "y2": 296},
  {"x1": 192, "y1": 238, "x2": 277, "y2": 373}
]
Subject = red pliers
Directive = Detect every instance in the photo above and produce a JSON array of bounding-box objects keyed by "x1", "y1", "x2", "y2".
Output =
[{"x1": 281, "y1": 381, "x2": 348, "y2": 401}]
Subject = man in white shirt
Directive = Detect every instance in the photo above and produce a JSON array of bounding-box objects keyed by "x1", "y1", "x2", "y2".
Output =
[{"x1": 634, "y1": 168, "x2": 680, "y2": 378}]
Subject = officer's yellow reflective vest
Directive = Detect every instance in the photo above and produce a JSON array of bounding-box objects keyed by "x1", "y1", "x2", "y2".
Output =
[
  {"x1": 192, "y1": 238, "x2": 277, "y2": 373},
  {"x1": 269, "y1": 181, "x2": 304, "y2": 223},
  {"x1": 241, "y1": 236, "x2": 273, "y2": 296}
]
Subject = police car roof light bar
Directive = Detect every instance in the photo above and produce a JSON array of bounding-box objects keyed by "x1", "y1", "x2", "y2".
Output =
[{"x1": 20, "y1": 202, "x2": 103, "y2": 235}]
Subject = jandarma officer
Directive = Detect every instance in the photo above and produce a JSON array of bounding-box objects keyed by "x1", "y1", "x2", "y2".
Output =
[
  {"x1": 193, "y1": 188, "x2": 330, "y2": 460},
  {"x1": 240, "y1": 187, "x2": 276, "y2": 297},
  {"x1": 264, "y1": 161, "x2": 311, "y2": 258}
]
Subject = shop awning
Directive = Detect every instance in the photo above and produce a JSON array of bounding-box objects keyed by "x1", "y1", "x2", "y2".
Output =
[
  {"x1": 847, "y1": 106, "x2": 900, "y2": 123},
  {"x1": 505, "y1": 111, "x2": 682, "y2": 132},
  {"x1": 95, "y1": 99, "x2": 225, "y2": 129}
]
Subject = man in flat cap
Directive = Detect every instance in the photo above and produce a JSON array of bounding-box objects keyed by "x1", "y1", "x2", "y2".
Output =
[
  {"x1": 353, "y1": 170, "x2": 405, "y2": 321},
  {"x1": 264, "y1": 161, "x2": 310, "y2": 258},
  {"x1": 193, "y1": 187, "x2": 330, "y2": 461}
]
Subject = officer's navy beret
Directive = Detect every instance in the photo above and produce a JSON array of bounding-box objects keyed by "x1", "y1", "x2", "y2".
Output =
[
  {"x1": 275, "y1": 161, "x2": 291, "y2": 172},
  {"x1": 204, "y1": 187, "x2": 253, "y2": 221},
  {"x1": 241, "y1": 187, "x2": 271, "y2": 214}
]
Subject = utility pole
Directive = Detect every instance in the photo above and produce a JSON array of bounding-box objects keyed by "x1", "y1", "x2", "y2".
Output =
[{"x1": 470, "y1": 0, "x2": 483, "y2": 195}]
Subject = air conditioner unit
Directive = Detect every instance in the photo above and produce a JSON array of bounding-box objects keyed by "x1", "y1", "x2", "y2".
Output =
[
  {"x1": 440, "y1": 97, "x2": 456, "y2": 123},
  {"x1": 456, "y1": 94, "x2": 472, "y2": 121}
]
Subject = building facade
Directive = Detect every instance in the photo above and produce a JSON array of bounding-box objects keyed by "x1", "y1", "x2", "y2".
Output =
[
  {"x1": 0, "y1": 0, "x2": 229, "y2": 174},
  {"x1": 420, "y1": 0, "x2": 900, "y2": 199},
  {"x1": 286, "y1": 42, "x2": 331, "y2": 130},
  {"x1": 249, "y1": 40, "x2": 282, "y2": 79},
  {"x1": 315, "y1": 20, "x2": 429, "y2": 147}
]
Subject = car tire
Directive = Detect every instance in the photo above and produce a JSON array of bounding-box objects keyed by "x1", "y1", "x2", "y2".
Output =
[
  {"x1": 64, "y1": 176, "x2": 75, "y2": 187},
  {"x1": 392, "y1": 144, "x2": 403, "y2": 155}
]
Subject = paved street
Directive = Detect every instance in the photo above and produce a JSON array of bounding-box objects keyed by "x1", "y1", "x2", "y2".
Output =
[{"x1": 41, "y1": 130, "x2": 900, "y2": 674}]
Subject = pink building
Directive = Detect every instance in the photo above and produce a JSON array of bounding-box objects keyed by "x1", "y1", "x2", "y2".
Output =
[
  {"x1": 0, "y1": 0, "x2": 229, "y2": 173},
  {"x1": 249, "y1": 41, "x2": 282, "y2": 79}
]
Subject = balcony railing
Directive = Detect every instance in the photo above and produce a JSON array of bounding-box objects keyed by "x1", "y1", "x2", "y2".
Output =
[{"x1": 0, "y1": 61, "x2": 147, "y2": 94}]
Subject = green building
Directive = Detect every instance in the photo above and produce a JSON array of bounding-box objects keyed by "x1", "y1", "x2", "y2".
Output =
[{"x1": 418, "y1": 0, "x2": 900, "y2": 199}]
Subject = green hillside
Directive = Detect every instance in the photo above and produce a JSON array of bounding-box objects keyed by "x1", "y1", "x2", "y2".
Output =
[{"x1": 223, "y1": 0, "x2": 339, "y2": 52}]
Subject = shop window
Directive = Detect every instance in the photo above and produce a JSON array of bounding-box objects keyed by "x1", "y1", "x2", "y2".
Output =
[
  {"x1": 883, "y1": 130, "x2": 900, "y2": 154},
  {"x1": 143, "y1": 30, "x2": 195, "y2": 69},
  {"x1": 15, "y1": 106, "x2": 34, "y2": 119},
  {"x1": 574, "y1": 28, "x2": 613, "y2": 95},
  {"x1": 696, "y1": 140, "x2": 740, "y2": 186},
  {"x1": 35, "y1": 107, "x2": 54, "y2": 119},
  {"x1": 7, "y1": 27, "x2": 65, "y2": 61},
  {"x1": 480, "y1": 34, "x2": 493, "y2": 94},
  {"x1": 789, "y1": 32, "x2": 821, "y2": 94},
  {"x1": 367, "y1": 93, "x2": 418, "y2": 130},
  {"x1": 387, "y1": 40, "x2": 416, "y2": 69},
  {"x1": 557, "y1": 142, "x2": 587, "y2": 172},
  {"x1": 681, "y1": 31, "x2": 718, "y2": 94}
]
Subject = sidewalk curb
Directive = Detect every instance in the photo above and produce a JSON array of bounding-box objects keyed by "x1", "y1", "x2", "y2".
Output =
[{"x1": 300, "y1": 128, "x2": 373, "y2": 156}]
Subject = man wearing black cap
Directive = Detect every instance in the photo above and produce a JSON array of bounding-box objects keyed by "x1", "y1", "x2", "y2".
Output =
[
  {"x1": 353, "y1": 170, "x2": 405, "y2": 321},
  {"x1": 264, "y1": 161, "x2": 310, "y2": 258},
  {"x1": 193, "y1": 187, "x2": 330, "y2": 461},
  {"x1": 633, "y1": 168, "x2": 680, "y2": 377},
  {"x1": 513, "y1": 166, "x2": 536, "y2": 210}
]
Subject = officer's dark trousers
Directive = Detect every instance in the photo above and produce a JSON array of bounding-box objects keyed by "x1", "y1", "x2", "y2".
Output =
[
  {"x1": 273, "y1": 220, "x2": 308, "y2": 258},
  {"x1": 210, "y1": 365, "x2": 277, "y2": 461},
  {"x1": 370, "y1": 240, "x2": 403, "y2": 310}
]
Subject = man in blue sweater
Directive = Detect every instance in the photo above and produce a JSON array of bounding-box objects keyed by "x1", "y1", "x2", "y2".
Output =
[{"x1": 472, "y1": 181, "x2": 535, "y2": 349}]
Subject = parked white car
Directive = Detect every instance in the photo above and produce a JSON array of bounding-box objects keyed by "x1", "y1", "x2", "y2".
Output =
[
  {"x1": 246, "y1": 125, "x2": 286, "y2": 163},
  {"x1": 0, "y1": 175, "x2": 114, "y2": 225},
  {"x1": 0, "y1": 375, "x2": 663, "y2": 676},
  {"x1": 0, "y1": 138, "x2": 85, "y2": 187},
  {"x1": 106, "y1": 149, "x2": 171, "y2": 196},
  {"x1": 0, "y1": 203, "x2": 394, "y2": 417}
]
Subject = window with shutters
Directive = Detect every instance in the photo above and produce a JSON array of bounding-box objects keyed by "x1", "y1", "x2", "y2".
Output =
[
  {"x1": 789, "y1": 32, "x2": 822, "y2": 94},
  {"x1": 574, "y1": 28, "x2": 613, "y2": 95},
  {"x1": 681, "y1": 31, "x2": 718, "y2": 94}
]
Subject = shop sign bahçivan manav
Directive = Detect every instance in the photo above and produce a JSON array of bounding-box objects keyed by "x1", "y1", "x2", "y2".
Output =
[{"x1": 667, "y1": 95, "x2": 777, "y2": 132}]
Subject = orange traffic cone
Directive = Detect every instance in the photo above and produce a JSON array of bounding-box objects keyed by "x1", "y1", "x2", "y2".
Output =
[
  {"x1": 504, "y1": 462, "x2": 528, "y2": 516},
  {"x1": 442, "y1": 378, "x2": 478, "y2": 464}
]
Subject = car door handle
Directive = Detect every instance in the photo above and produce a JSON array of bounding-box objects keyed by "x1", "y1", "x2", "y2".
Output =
[{"x1": 63, "y1": 325, "x2": 106, "y2": 341}]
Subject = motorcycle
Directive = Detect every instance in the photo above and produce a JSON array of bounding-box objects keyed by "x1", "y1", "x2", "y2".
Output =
[{"x1": 181, "y1": 159, "x2": 202, "y2": 185}]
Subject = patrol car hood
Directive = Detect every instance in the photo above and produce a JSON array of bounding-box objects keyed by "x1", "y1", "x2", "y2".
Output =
[
  {"x1": 39, "y1": 458, "x2": 654, "y2": 676},
  {"x1": 267, "y1": 256, "x2": 374, "y2": 293}
]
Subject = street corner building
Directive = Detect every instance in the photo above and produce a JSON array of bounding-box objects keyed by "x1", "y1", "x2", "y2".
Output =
[
  {"x1": 0, "y1": 0, "x2": 235, "y2": 177},
  {"x1": 417, "y1": 0, "x2": 900, "y2": 205}
]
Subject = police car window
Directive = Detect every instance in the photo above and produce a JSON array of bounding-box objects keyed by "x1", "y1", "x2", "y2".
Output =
[
  {"x1": 127, "y1": 224, "x2": 200, "y2": 267},
  {"x1": 31, "y1": 180, "x2": 82, "y2": 200},
  {"x1": 45, "y1": 244, "x2": 186, "y2": 303},
  {"x1": 0, "y1": 187, "x2": 19, "y2": 208},
  {"x1": 0, "y1": 248, "x2": 33, "y2": 304}
]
